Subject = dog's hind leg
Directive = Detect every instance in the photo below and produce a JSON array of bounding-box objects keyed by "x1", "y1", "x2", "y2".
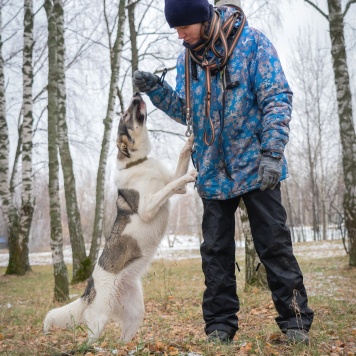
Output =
[
  {"x1": 83, "y1": 300, "x2": 110, "y2": 343},
  {"x1": 85, "y1": 312, "x2": 109, "y2": 343},
  {"x1": 117, "y1": 278, "x2": 144, "y2": 342}
]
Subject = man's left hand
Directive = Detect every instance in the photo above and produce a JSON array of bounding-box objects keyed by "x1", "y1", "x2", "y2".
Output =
[
  {"x1": 258, "y1": 155, "x2": 283, "y2": 191},
  {"x1": 133, "y1": 70, "x2": 158, "y2": 92}
]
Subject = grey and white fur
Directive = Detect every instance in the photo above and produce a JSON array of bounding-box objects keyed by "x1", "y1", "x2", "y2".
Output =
[{"x1": 43, "y1": 92, "x2": 197, "y2": 343}]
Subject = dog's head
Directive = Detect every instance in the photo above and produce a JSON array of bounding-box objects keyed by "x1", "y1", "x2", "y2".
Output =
[{"x1": 117, "y1": 92, "x2": 150, "y2": 162}]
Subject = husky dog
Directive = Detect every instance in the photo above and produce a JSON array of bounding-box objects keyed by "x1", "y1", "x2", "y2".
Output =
[{"x1": 43, "y1": 92, "x2": 197, "y2": 342}]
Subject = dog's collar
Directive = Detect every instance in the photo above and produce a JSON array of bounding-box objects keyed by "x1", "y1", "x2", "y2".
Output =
[{"x1": 121, "y1": 157, "x2": 148, "y2": 170}]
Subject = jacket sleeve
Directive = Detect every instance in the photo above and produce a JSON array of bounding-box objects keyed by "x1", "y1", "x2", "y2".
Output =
[
  {"x1": 249, "y1": 30, "x2": 293, "y2": 155},
  {"x1": 146, "y1": 52, "x2": 187, "y2": 126}
]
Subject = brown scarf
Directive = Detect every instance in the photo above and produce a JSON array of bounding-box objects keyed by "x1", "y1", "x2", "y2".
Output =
[{"x1": 184, "y1": 5, "x2": 246, "y2": 145}]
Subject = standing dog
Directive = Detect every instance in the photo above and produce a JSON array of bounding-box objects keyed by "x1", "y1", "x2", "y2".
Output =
[{"x1": 43, "y1": 92, "x2": 197, "y2": 342}]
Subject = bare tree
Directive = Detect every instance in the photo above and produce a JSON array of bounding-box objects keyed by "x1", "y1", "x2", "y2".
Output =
[
  {"x1": 54, "y1": 0, "x2": 90, "y2": 283},
  {"x1": 240, "y1": 204, "x2": 268, "y2": 289},
  {"x1": 14, "y1": 0, "x2": 34, "y2": 272},
  {"x1": 0, "y1": 4, "x2": 9, "y2": 236},
  {"x1": 127, "y1": 0, "x2": 139, "y2": 93},
  {"x1": 89, "y1": 0, "x2": 127, "y2": 265},
  {"x1": 45, "y1": 0, "x2": 69, "y2": 301},
  {"x1": 5, "y1": 0, "x2": 34, "y2": 275},
  {"x1": 304, "y1": 0, "x2": 356, "y2": 265},
  {"x1": 291, "y1": 33, "x2": 339, "y2": 241}
]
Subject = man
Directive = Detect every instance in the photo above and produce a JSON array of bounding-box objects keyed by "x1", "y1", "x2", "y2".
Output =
[{"x1": 133, "y1": 0, "x2": 314, "y2": 345}]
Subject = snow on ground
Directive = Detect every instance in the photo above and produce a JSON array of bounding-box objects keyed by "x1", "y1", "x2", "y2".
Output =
[{"x1": 0, "y1": 234, "x2": 347, "y2": 267}]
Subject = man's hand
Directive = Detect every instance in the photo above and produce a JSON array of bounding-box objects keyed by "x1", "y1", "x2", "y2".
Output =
[
  {"x1": 258, "y1": 155, "x2": 283, "y2": 191},
  {"x1": 133, "y1": 70, "x2": 158, "y2": 92}
]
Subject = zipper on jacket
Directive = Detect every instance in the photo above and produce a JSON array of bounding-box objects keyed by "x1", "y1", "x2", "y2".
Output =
[
  {"x1": 218, "y1": 69, "x2": 233, "y2": 181},
  {"x1": 218, "y1": 71, "x2": 234, "y2": 181}
]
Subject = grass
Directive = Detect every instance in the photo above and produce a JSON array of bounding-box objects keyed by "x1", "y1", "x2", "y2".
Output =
[{"x1": 0, "y1": 249, "x2": 355, "y2": 355}]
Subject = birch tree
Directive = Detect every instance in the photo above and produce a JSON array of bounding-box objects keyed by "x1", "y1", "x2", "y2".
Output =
[
  {"x1": 304, "y1": 0, "x2": 356, "y2": 266},
  {"x1": 45, "y1": 0, "x2": 69, "y2": 301},
  {"x1": 54, "y1": 0, "x2": 90, "y2": 283},
  {"x1": 241, "y1": 205, "x2": 268, "y2": 289},
  {"x1": 128, "y1": 0, "x2": 138, "y2": 94},
  {"x1": 0, "y1": 4, "x2": 9, "y2": 235},
  {"x1": 15, "y1": 0, "x2": 34, "y2": 273},
  {"x1": 89, "y1": 0, "x2": 127, "y2": 265},
  {"x1": 5, "y1": 0, "x2": 34, "y2": 275}
]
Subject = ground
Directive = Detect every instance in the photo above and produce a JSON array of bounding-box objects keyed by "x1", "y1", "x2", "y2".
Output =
[{"x1": 0, "y1": 240, "x2": 355, "y2": 355}]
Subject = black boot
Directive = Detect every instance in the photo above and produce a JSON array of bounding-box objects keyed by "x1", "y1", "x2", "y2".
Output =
[{"x1": 207, "y1": 330, "x2": 232, "y2": 344}]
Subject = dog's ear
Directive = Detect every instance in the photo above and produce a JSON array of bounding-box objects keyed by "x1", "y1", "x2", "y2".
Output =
[{"x1": 117, "y1": 137, "x2": 130, "y2": 158}]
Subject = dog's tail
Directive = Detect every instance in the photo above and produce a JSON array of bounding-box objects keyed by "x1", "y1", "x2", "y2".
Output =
[{"x1": 43, "y1": 298, "x2": 85, "y2": 333}]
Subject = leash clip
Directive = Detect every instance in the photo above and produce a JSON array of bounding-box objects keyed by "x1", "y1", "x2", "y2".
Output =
[
  {"x1": 158, "y1": 68, "x2": 167, "y2": 85},
  {"x1": 185, "y1": 108, "x2": 192, "y2": 137}
]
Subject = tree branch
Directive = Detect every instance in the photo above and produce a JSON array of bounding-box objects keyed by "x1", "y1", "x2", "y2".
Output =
[
  {"x1": 344, "y1": 0, "x2": 356, "y2": 17},
  {"x1": 304, "y1": 0, "x2": 329, "y2": 20},
  {"x1": 126, "y1": 0, "x2": 141, "y2": 9}
]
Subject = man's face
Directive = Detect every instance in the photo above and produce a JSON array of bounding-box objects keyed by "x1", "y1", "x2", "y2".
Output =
[{"x1": 174, "y1": 23, "x2": 202, "y2": 45}]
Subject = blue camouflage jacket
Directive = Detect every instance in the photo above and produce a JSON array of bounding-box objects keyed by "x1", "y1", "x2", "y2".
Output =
[{"x1": 147, "y1": 7, "x2": 292, "y2": 200}]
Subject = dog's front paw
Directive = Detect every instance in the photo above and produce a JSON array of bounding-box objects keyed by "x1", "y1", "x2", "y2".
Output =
[
  {"x1": 181, "y1": 134, "x2": 195, "y2": 155},
  {"x1": 186, "y1": 169, "x2": 198, "y2": 181},
  {"x1": 174, "y1": 169, "x2": 197, "y2": 194},
  {"x1": 180, "y1": 169, "x2": 197, "y2": 186},
  {"x1": 187, "y1": 134, "x2": 194, "y2": 147}
]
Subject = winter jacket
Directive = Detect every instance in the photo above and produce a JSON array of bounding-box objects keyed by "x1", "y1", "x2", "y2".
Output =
[{"x1": 147, "y1": 7, "x2": 292, "y2": 200}]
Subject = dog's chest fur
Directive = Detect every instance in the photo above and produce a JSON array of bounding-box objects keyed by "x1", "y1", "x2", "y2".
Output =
[{"x1": 98, "y1": 160, "x2": 170, "y2": 275}]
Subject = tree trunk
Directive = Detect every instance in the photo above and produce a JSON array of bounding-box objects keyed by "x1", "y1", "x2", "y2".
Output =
[
  {"x1": 18, "y1": 0, "x2": 34, "y2": 273},
  {"x1": 6, "y1": 124, "x2": 24, "y2": 274},
  {"x1": 54, "y1": 0, "x2": 90, "y2": 283},
  {"x1": 282, "y1": 181, "x2": 295, "y2": 242},
  {"x1": 89, "y1": 0, "x2": 126, "y2": 265},
  {"x1": 45, "y1": 0, "x2": 69, "y2": 301},
  {"x1": 128, "y1": 0, "x2": 139, "y2": 94},
  {"x1": 6, "y1": 0, "x2": 35, "y2": 275},
  {"x1": 0, "y1": 6, "x2": 10, "y2": 231},
  {"x1": 326, "y1": 0, "x2": 356, "y2": 266},
  {"x1": 306, "y1": 119, "x2": 320, "y2": 241},
  {"x1": 240, "y1": 204, "x2": 268, "y2": 289}
]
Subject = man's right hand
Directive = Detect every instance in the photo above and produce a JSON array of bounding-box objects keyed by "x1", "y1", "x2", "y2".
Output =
[{"x1": 133, "y1": 70, "x2": 158, "y2": 92}]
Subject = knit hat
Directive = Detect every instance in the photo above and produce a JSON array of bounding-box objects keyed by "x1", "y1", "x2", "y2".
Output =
[{"x1": 164, "y1": 0, "x2": 212, "y2": 28}]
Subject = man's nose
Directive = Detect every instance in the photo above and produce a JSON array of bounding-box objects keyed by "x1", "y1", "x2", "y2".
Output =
[{"x1": 176, "y1": 29, "x2": 185, "y2": 39}]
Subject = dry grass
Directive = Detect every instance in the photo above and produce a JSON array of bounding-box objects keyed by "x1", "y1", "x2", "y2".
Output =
[{"x1": 0, "y1": 248, "x2": 355, "y2": 355}]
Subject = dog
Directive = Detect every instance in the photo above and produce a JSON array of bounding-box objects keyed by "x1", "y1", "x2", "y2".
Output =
[{"x1": 43, "y1": 92, "x2": 197, "y2": 343}]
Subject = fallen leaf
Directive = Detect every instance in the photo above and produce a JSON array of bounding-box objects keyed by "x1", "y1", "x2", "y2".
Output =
[
  {"x1": 168, "y1": 346, "x2": 179, "y2": 355},
  {"x1": 155, "y1": 341, "x2": 165, "y2": 351},
  {"x1": 335, "y1": 340, "x2": 345, "y2": 347}
]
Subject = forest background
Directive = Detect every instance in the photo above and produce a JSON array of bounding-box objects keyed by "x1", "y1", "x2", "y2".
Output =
[
  {"x1": 0, "y1": 0, "x2": 356, "y2": 355},
  {"x1": 0, "y1": 0, "x2": 355, "y2": 296}
]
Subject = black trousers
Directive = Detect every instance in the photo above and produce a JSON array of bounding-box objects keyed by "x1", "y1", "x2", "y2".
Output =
[{"x1": 201, "y1": 183, "x2": 314, "y2": 337}]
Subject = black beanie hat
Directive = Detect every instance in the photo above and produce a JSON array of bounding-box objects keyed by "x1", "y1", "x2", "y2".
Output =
[{"x1": 164, "y1": 0, "x2": 211, "y2": 28}]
